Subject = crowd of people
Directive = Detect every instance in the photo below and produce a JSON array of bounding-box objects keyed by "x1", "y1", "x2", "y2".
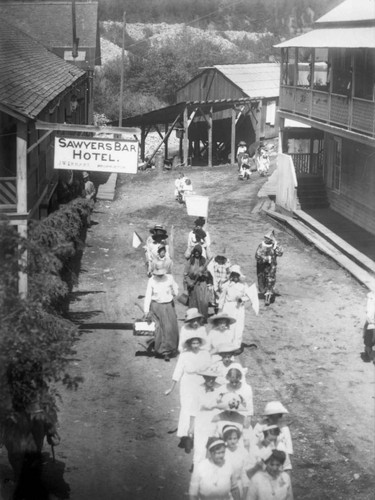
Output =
[
  {"x1": 140, "y1": 213, "x2": 290, "y2": 499},
  {"x1": 237, "y1": 141, "x2": 272, "y2": 179}
]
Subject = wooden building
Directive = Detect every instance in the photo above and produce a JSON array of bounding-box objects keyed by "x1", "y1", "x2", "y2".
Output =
[
  {"x1": 121, "y1": 64, "x2": 280, "y2": 167},
  {"x1": 0, "y1": 18, "x2": 89, "y2": 235},
  {"x1": 0, "y1": 1, "x2": 101, "y2": 123},
  {"x1": 275, "y1": 0, "x2": 375, "y2": 235}
]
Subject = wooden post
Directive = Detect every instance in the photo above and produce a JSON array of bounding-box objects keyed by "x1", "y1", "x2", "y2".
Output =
[
  {"x1": 118, "y1": 11, "x2": 126, "y2": 127},
  {"x1": 183, "y1": 106, "x2": 188, "y2": 165},
  {"x1": 278, "y1": 116, "x2": 285, "y2": 153},
  {"x1": 141, "y1": 125, "x2": 146, "y2": 161},
  {"x1": 164, "y1": 123, "x2": 168, "y2": 160},
  {"x1": 208, "y1": 106, "x2": 213, "y2": 168},
  {"x1": 231, "y1": 107, "x2": 236, "y2": 166},
  {"x1": 16, "y1": 121, "x2": 28, "y2": 298}
]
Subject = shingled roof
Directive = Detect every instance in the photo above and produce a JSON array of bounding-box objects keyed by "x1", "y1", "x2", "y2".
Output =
[
  {"x1": 0, "y1": 1, "x2": 99, "y2": 49},
  {"x1": 0, "y1": 19, "x2": 86, "y2": 119},
  {"x1": 214, "y1": 64, "x2": 280, "y2": 99}
]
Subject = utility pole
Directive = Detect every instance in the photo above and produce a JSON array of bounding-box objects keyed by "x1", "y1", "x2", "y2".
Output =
[{"x1": 119, "y1": 11, "x2": 126, "y2": 127}]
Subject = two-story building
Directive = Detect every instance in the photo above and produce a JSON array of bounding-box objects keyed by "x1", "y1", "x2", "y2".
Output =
[
  {"x1": 0, "y1": 18, "x2": 89, "y2": 234},
  {"x1": 0, "y1": 1, "x2": 101, "y2": 123},
  {"x1": 275, "y1": 0, "x2": 375, "y2": 236}
]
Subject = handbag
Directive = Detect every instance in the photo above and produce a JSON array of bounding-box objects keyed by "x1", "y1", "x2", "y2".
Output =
[{"x1": 177, "y1": 292, "x2": 189, "y2": 306}]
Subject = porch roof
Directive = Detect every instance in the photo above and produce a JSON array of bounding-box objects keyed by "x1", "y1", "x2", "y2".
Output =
[{"x1": 275, "y1": 27, "x2": 375, "y2": 49}]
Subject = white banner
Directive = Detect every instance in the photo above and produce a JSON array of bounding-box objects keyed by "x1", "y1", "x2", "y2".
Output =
[
  {"x1": 54, "y1": 136, "x2": 138, "y2": 174},
  {"x1": 185, "y1": 195, "x2": 209, "y2": 218}
]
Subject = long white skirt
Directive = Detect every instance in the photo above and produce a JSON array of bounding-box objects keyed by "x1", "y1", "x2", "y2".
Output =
[{"x1": 222, "y1": 302, "x2": 245, "y2": 349}]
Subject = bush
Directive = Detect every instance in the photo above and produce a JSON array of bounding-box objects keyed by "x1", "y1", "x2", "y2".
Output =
[{"x1": 0, "y1": 198, "x2": 91, "y2": 428}]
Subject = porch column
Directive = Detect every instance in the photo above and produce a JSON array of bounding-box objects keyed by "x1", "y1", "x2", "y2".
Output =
[
  {"x1": 208, "y1": 106, "x2": 213, "y2": 168},
  {"x1": 183, "y1": 106, "x2": 189, "y2": 165},
  {"x1": 231, "y1": 107, "x2": 236, "y2": 166},
  {"x1": 141, "y1": 125, "x2": 146, "y2": 161},
  {"x1": 164, "y1": 123, "x2": 169, "y2": 160},
  {"x1": 278, "y1": 116, "x2": 285, "y2": 153},
  {"x1": 16, "y1": 121, "x2": 28, "y2": 298}
]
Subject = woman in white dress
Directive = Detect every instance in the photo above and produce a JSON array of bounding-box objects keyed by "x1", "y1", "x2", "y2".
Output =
[
  {"x1": 178, "y1": 308, "x2": 208, "y2": 353},
  {"x1": 218, "y1": 265, "x2": 250, "y2": 350},
  {"x1": 165, "y1": 332, "x2": 211, "y2": 443},
  {"x1": 189, "y1": 437, "x2": 241, "y2": 500}
]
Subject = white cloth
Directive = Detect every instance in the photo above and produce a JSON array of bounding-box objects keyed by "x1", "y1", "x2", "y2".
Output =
[
  {"x1": 186, "y1": 229, "x2": 211, "y2": 258},
  {"x1": 218, "y1": 281, "x2": 250, "y2": 349},
  {"x1": 246, "y1": 470, "x2": 293, "y2": 500},
  {"x1": 189, "y1": 457, "x2": 237, "y2": 499},
  {"x1": 207, "y1": 327, "x2": 237, "y2": 354},
  {"x1": 143, "y1": 275, "x2": 178, "y2": 314},
  {"x1": 225, "y1": 446, "x2": 250, "y2": 495},
  {"x1": 191, "y1": 383, "x2": 221, "y2": 465},
  {"x1": 172, "y1": 349, "x2": 212, "y2": 437}
]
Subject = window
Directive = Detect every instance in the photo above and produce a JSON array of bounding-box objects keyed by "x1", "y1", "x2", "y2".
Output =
[
  {"x1": 281, "y1": 48, "x2": 296, "y2": 86},
  {"x1": 312, "y1": 48, "x2": 330, "y2": 90},
  {"x1": 354, "y1": 49, "x2": 375, "y2": 101},
  {"x1": 296, "y1": 48, "x2": 313, "y2": 87},
  {"x1": 332, "y1": 48, "x2": 352, "y2": 96}
]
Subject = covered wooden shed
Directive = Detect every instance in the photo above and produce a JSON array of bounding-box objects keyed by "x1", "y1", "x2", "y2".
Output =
[{"x1": 120, "y1": 63, "x2": 280, "y2": 167}]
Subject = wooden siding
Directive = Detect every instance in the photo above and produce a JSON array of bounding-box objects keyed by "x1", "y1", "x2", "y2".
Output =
[
  {"x1": 177, "y1": 70, "x2": 246, "y2": 102},
  {"x1": 326, "y1": 135, "x2": 375, "y2": 235}
]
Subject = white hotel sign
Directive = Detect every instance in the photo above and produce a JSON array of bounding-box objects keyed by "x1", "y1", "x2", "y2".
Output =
[{"x1": 54, "y1": 136, "x2": 139, "y2": 174}]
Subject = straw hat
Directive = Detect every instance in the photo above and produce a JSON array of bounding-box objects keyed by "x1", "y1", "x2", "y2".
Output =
[
  {"x1": 184, "y1": 308, "x2": 204, "y2": 323},
  {"x1": 238, "y1": 141, "x2": 247, "y2": 146},
  {"x1": 229, "y1": 264, "x2": 245, "y2": 278},
  {"x1": 262, "y1": 401, "x2": 289, "y2": 416},
  {"x1": 183, "y1": 331, "x2": 207, "y2": 348},
  {"x1": 198, "y1": 367, "x2": 218, "y2": 378},
  {"x1": 208, "y1": 312, "x2": 236, "y2": 325},
  {"x1": 264, "y1": 229, "x2": 276, "y2": 242},
  {"x1": 215, "y1": 343, "x2": 238, "y2": 355}
]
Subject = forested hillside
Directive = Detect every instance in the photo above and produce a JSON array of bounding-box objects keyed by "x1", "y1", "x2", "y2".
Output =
[
  {"x1": 93, "y1": 0, "x2": 342, "y2": 122},
  {"x1": 99, "y1": 0, "x2": 342, "y2": 35}
]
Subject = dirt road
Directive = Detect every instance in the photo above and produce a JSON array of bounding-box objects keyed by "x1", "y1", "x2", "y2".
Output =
[{"x1": 51, "y1": 165, "x2": 374, "y2": 499}]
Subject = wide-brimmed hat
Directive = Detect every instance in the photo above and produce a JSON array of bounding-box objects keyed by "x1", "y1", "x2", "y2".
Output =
[
  {"x1": 150, "y1": 224, "x2": 167, "y2": 235},
  {"x1": 198, "y1": 367, "x2": 218, "y2": 378},
  {"x1": 183, "y1": 331, "x2": 207, "y2": 348},
  {"x1": 82, "y1": 171, "x2": 89, "y2": 178},
  {"x1": 225, "y1": 362, "x2": 248, "y2": 378},
  {"x1": 238, "y1": 141, "x2": 247, "y2": 146},
  {"x1": 264, "y1": 229, "x2": 276, "y2": 242},
  {"x1": 215, "y1": 343, "x2": 238, "y2": 355},
  {"x1": 229, "y1": 264, "x2": 245, "y2": 278},
  {"x1": 206, "y1": 437, "x2": 225, "y2": 452},
  {"x1": 262, "y1": 401, "x2": 289, "y2": 416},
  {"x1": 184, "y1": 308, "x2": 204, "y2": 323},
  {"x1": 152, "y1": 268, "x2": 167, "y2": 276},
  {"x1": 208, "y1": 312, "x2": 236, "y2": 325}
]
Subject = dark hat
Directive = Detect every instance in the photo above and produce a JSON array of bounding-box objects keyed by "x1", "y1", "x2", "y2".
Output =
[
  {"x1": 194, "y1": 217, "x2": 206, "y2": 227},
  {"x1": 150, "y1": 224, "x2": 167, "y2": 235},
  {"x1": 192, "y1": 244, "x2": 203, "y2": 254}
]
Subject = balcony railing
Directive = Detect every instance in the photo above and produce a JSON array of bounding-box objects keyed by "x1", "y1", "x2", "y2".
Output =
[
  {"x1": 290, "y1": 151, "x2": 323, "y2": 176},
  {"x1": 0, "y1": 177, "x2": 17, "y2": 210},
  {"x1": 280, "y1": 85, "x2": 375, "y2": 138}
]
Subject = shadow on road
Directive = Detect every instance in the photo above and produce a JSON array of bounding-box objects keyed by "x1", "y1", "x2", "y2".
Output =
[{"x1": 78, "y1": 322, "x2": 134, "y2": 331}]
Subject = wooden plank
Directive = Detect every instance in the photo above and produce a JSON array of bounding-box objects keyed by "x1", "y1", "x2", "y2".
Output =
[
  {"x1": 265, "y1": 209, "x2": 375, "y2": 291},
  {"x1": 27, "y1": 130, "x2": 52, "y2": 154},
  {"x1": 294, "y1": 209, "x2": 375, "y2": 274},
  {"x1": 35, "y1": 120, "x2": 140, "y2": 135},
  {"x1": 17, "y1": 121, "x2": 27, "y2": 214}
]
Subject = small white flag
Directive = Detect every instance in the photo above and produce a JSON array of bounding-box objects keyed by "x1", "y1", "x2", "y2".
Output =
[
  {"x1": 132, "y1": 231, "x2": 143, "y2": 248},
  {"x1": 245, "y1": 283, "x2": 259, "y2": 316}
]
